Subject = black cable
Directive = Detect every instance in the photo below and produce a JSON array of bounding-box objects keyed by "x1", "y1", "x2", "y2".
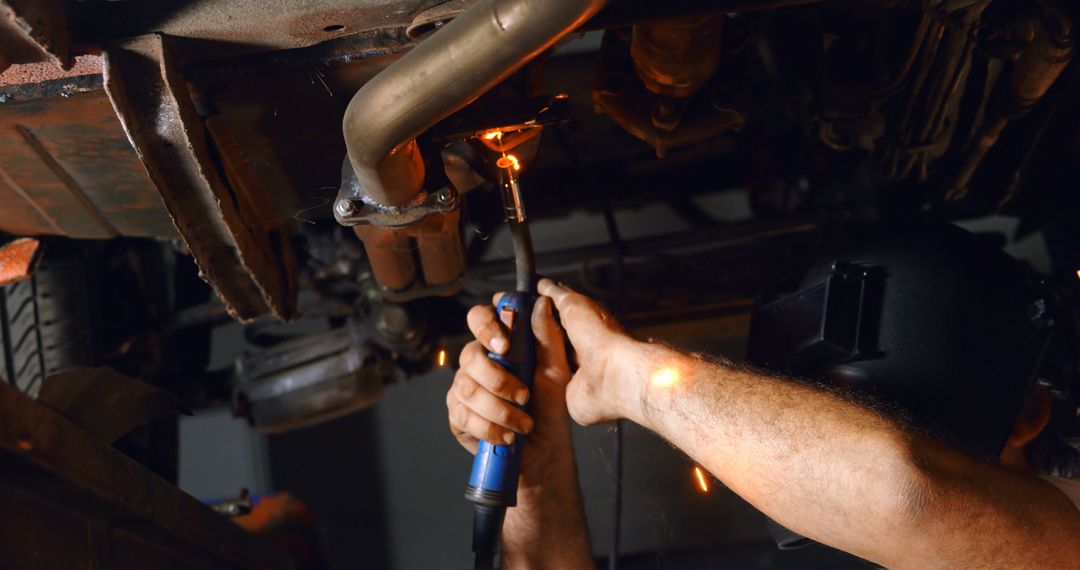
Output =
[
  {"x1": 510, "y1": 221, "x2": 537, "y2": 294},
  {"x1": 599, "y1": 191, "x2": 625, "y2": 570},
  {"x1": 472, "y1": 505, "x2": 506, "y2": 570},
  {"x1": 609, "y1": 419, "x2": 623, "y2": 570},
  {"x1": 474, "y1": 552, "x2": 495, "y2": 570}
]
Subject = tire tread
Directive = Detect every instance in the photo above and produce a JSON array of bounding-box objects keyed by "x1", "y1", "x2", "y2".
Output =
[{"x1": 0, "y1": 252, "x2": 96, "y2": 397}]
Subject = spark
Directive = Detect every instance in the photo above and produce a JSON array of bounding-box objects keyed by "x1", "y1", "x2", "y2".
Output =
[
  {"x1": 438, "y1": 349, "x2": 447, "y2": 367},
  {"x1": 651, "y1": 367, "x2": 680, "y2": 388},
  {"x1": 482, "y1": 130, "x2": 502, "y2": 140},
  {"x1": 694, "y1": 466, "x2": 710, "y2": 493},
  {"x1": 311, "y1": 69, "x2": 333, "y2": 96}
]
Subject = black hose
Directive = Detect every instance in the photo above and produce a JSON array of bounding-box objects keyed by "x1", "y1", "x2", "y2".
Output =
[
  {"x1": 609, "y1": 419, "x2": 623, "y2": 570},
  {"x1": 600, "y1": 177, "x2": 626, "y2": 570},
  {"x1": 474, "y1": 552, "x2": 495, "y2": 570},
  {"x1": 473, "y1": 505, "x2": 506, "y2": 570},
  {"x1": 510, "y1": 221, "x2": 537, "y2": 294}
]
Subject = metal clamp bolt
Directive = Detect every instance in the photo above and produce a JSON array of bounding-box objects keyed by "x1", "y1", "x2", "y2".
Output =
[
  {"x1": 335, "y1": 199, "x2": 356, "y2": 217},
  {"x1": 436, "y1": 188, "x2": 454, "y2": 206}
]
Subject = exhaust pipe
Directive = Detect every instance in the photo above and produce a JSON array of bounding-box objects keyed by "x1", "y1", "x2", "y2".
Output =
[
  {"x1": 337, "y1": 0, "x2": 607, "y2": 297},
  {"x1": 340, "y1": 0, "x2": 609, "y2": 209}
]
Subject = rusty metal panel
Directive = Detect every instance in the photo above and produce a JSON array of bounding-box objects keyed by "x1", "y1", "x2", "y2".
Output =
[
  {"x1": 104, "y1": 34, "x2": 296, "y2": 321},
  {"x1": 0, "y1": 237, "x2": 41, "y2": 285},
  {"x1": 204, "y1": 113, "x2": 299, "y2": 314},
  {"x1": 0, "y1": 53, "x2": 102, "y2": 87},
  {"x1": 65, "y1": 0, "x2": 822, "y2": 63},
  {"x1": 0, "y1": 81, "x2": 176, "y2": 239},
  {"x1": 0, "y1": 0, "x2": 71, "y2": 73},
  {"x1": 0, "y1": 381, "x2": 292, "y2": 570},
  {"x1": 70, "y1": 0, "x2": 432, "y2": 61}
]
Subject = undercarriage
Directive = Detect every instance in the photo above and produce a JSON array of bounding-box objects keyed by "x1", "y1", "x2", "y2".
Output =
[{"x1": 1, "y1": 0, "x2": 1078, "y2": 566}]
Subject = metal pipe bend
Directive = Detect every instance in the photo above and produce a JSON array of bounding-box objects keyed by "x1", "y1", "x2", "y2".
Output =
[{"x1": 342, "y1": 0, "x2": 608, "y2": 207}]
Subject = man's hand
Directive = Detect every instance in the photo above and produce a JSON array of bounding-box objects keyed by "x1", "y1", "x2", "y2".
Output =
[
  {"x1": 536, "y1": 278, "x2": 643, "y2": 426},
  {"x1": 448, "y1": 294, "x2": 575, "y2": 484},
  {"x1": 447, "y1": 293, "x2": 593, "y2": 569},
  {"x1": 449, "y1": 279, "x2": 642, "y2": 446}
]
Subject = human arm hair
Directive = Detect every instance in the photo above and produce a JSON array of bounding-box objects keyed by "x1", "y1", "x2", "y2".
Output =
[{"x1": 618, "y1": 341, "x2": 1080, "y2": 569}]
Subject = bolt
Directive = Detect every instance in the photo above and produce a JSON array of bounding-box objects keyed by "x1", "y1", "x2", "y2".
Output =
[
  {"x1": 335, "y1": 199, "x2": 355, "y2": 217},
  {"x1": 436, "y1": 188, "x2": 454, "y2": 206},
  {"x1": 375, "y1": 303, "x2": 411, "y2": 337}
]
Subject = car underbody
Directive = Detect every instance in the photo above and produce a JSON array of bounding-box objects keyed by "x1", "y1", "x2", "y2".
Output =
[{"x1": 0, "y1": 0, "x2": 1078, "y2": 566}]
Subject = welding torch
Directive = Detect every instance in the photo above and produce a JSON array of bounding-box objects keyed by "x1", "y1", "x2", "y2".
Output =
[{"x1": 464, "y1": 154, "x2": 537, "y2": 570}]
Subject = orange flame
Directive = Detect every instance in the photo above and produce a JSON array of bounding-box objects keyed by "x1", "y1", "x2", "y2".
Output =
[
  {"x1": 437, "y1": 349, "x2": 447, "y2": 367},
  {"x1": 482, "y1": 130, "x2": 502, "y2": 140},
  {"x1": 496, "y1": 154, "x2": 521, "y2": 171}
]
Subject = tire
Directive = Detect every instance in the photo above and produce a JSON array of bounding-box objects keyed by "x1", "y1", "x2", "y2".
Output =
[
  {"x1": 0, "y1": 250, "x2": 97, "y2": 398},
  {"x1": 0, "y1": 240, "x2": 182, "y2": 481}
]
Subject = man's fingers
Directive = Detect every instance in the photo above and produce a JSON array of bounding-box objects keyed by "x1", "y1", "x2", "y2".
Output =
[
  {"x1": 447, "y1": 391, "x2": 480, "y2": 453},
  {"x1": 450, "y1": 390, "x2": 525, "y2": 446},
  {"x1": 453, "y1": 374, "x2": 534, "y2": 435},
  {"x1": 532, "y1": 296, "x2": 570, "y2": 384},
  {"x1": 538, "y1": 278, "x2": 590, "y2": 319},
  {"x1": 459, "y1": 342, "x2": 529, "y2": 404},
  {"x1": 538, "y1": 278, "x2": 574, "y2": 308},
  {"x1": 466, "y1": 304, "x2": 507, "y2": 354},
  {"x1": 539, "y1": 278, "x2": 606, "y2": 332},
  {"x1": 448, "y1": 416, "x2": 479, "y2": 454}
]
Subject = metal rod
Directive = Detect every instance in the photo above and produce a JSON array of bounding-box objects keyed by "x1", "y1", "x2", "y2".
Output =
[{"x1": 469, "y1": 220, "x2": 817, "y2": 279}]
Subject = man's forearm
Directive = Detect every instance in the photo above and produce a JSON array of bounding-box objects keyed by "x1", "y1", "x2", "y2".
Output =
[
  {"x1": 611, "y1": 340, "x2": 1080, "y2": 568},
  {"x1": 536, "y1": 278, "x2": 1080, "y2": 567},
  {"x1": 501, "y1": 452, "x2": 592, "y2": 570},
  {"x1": 614, "y1": 340, "x2": 932, "y2": 564}
]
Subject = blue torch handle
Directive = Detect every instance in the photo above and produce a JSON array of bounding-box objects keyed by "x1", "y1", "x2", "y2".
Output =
[{"x1": 465, "y1": 292, "x2": 537, "y2": 507}]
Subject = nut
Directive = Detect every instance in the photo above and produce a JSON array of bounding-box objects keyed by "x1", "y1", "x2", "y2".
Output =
[
  {"x1": 435, "y1": 188, "x2": 454, "y2": 206},
  {"x1": 335, "y1": 199, "x2": 356, "y2": 217}
]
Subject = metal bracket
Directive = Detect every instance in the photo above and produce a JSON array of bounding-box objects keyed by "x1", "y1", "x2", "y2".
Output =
[
  {"x1": 233, "y1": 319, "x2": 389, "y2": 433},
  {"x1": 334, "y1": 157, "x2": 458, "y2": 228},
  {"x1": 104, "y1": 34, "x2": 297, "y2": 321}
]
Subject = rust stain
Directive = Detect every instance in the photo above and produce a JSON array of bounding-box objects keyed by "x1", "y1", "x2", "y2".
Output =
[
  {"x1": 0, "y1": 237, "x2": 43, "y2": 286},
  {"x1": 0, "y1": 54, "x2": 103, "y2": 87},
  {"x1": 16, "y1": 124, "x2": 119, "y2": 238},
  {"x1": 0, "y1": 89, "x2": 174, "y2": 238}
]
